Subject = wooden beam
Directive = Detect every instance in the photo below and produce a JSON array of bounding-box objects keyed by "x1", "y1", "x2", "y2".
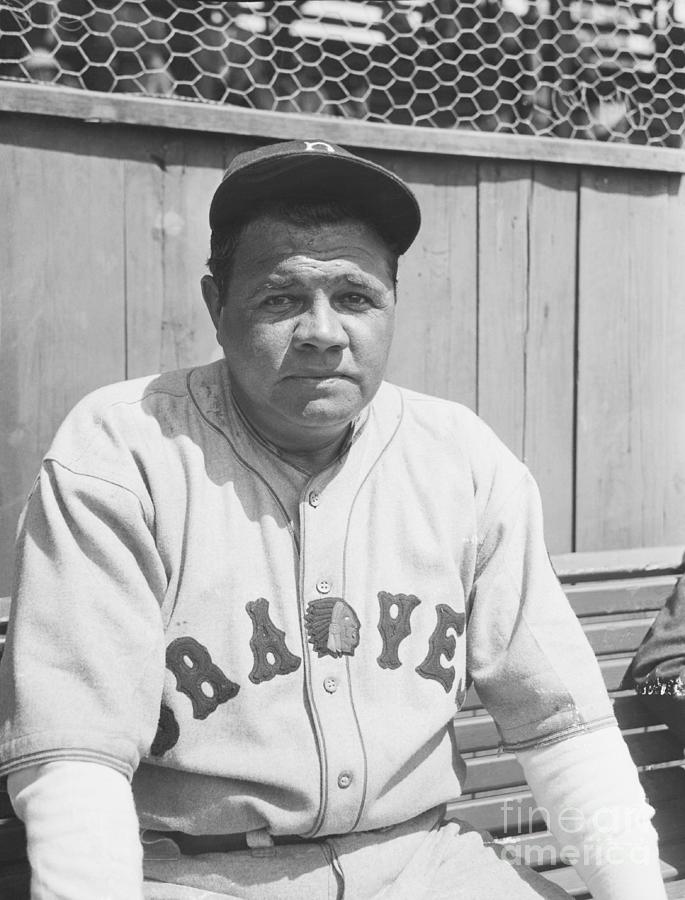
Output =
[{"x1": 2, "y1": 82, "x2": 685, "y2": 173}]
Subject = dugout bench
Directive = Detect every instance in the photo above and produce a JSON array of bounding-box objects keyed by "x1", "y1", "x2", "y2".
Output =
[{"x1": 1, "y1": 546, "x2": 684, "y2": 898}]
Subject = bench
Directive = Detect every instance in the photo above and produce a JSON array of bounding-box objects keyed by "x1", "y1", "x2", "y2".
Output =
[
  {"x1": 449, "y1": 545, "x2": 685, "y2": 898},
  {"x1": 1, "y1": 546, "x2": 684, "y2": 897}
]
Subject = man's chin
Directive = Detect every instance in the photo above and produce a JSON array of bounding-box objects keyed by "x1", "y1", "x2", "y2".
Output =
[
  {"x1": 278, "y1": 380, "x2": 367, "y2": 424},
  {"x1": 295, "y1": 396, "x2": 363, "y2": 427}
]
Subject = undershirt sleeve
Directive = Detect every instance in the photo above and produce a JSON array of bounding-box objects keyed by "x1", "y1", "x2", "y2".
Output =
[
  {"x1": 517, "y1": 727, "x2": 666, "y2": 900},
  {"x1": 8, "y1": 761, "x2": 144, "y2": 900}
]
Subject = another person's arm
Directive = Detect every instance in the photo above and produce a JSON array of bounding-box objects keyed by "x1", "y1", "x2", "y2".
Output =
[{"x1": 627, "y1": 572, "x2": 685, "y2": 744}]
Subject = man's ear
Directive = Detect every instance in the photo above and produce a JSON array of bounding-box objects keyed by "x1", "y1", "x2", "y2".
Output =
[{"x1": 201, "y1": 275, "x2": 223, "y2": 332}]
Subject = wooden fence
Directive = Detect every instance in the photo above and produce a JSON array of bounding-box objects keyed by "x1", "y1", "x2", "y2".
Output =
[{"x1": 1, "y1": 83, "x2": 685, "y2": 592}]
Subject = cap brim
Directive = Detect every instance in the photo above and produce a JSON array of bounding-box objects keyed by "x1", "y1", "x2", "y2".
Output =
[{"x1": 209, "y1": 151, "x2": 420, "y2": 254}]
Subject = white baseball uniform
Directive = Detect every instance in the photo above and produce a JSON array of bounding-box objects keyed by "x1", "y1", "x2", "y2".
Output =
[{"x1": 0, "y1": 359, "x2": 616, "y2": 848}]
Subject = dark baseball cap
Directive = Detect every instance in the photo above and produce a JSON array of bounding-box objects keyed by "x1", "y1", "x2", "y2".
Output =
[{"x1": 209, "y1": 139, "x2": 421, "y2": 254}]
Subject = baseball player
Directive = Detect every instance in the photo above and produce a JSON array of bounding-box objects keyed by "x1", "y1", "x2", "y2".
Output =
[{"x1": 0, "y1": 140, "x2": 667, "y2": 899}]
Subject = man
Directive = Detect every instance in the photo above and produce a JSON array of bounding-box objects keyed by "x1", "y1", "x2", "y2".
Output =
[{"x1": 0, "y1": 140, "x2": 666, "y2": 899}]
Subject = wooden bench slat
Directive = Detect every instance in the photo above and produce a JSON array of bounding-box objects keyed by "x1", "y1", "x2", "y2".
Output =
[
  {"x1": 493, "y1": 829, "x2": 685, "y2": 879},
  {"x1": 552, "y1": 546, "x2": 685, "y2": 582},
  {"x1": 450, "y1": 766, "x2": 685, "y2": 836},
  {"x1": 565, "y1": 576, "x2": 678, "y2": 617},
  {"x1": 539, "y1": 857, "x2": 685, "y2": 899},
  {"x1": 463, "y1": 730, "x2": 685, "y2": 793},
  {"x1": 454, "y1": 696, "x2": 671, "y2": 754},
  {"x1": 543, "y1": 863, "x2": 685, "y2": 899},
  {"x1": 447, "y1": 788, "x2": 544, "y2": 833},
  {"x1": 583, "y1": 617, "x2": 653, "y2": 654}
]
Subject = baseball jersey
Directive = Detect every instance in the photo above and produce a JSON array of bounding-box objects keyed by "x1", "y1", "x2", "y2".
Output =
[{"x1": 0, "y1": 360, "x2": 615, "y2": 839}]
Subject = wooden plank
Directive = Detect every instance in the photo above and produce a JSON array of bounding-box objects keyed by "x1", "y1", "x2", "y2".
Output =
[
  {"x1": 582, "y1": 617, "x2": 652, "y2": 655},
  {"x1": 462, "y1": 730, "x2": 685, "y2": 794},
  {"x1": 563, "y1": 576, "x2": 678, "y2": 617},
  {"x1": 383, "y1": 152, "x2": 478, "y2": 407},
  {"x1": 477, "y1": 162, "x2": 531, "y2": 460},
  {"x1": 576, "y1": 170, "x2": 685, "y2": 551},
  {"x1": 448, "y1": 788, "x2": 543, "y2": 834},
  {"x1": 122, "y1": 129, "x2": 166, "y2": 378},
  {"x1": 553, "y1": 547, "x2": 685, "y2": 582},
  {"x1": 3, "y1": 84, "x2": 685, "y2": 173},
  {"x1": 540, "y1": 866, "x2": 685, "y2": 898},
  {"x1": 493, "y1": 828, "x2": 685, "y2": 876},
  {"x1": 462, "y1": 753, "x2": 525, "y2": 793},
  {"x1": 453, "y1": 714, "x2": 500, "y2": 754},
  {"x1": 447, "y1": 789, "x2": 544, "y2": 839},
  {"x1": 450, "y1": 766, "x2": 685, "y2": 836},
  {"x1": 522, "y1": 164, "x2": 577, "y2": 553},
  {"x1": 0, "y1": 116, "x2": 127, "y2": 596},
  {"x1": 454, "y1": 696, "x2": 673, "y2": 755},
  {"x1": 125, "y1": 133, "x2": 225, "y2": 376},
  {"x1": 538, "y1": 857, "x2": 685, "y2": 897}
]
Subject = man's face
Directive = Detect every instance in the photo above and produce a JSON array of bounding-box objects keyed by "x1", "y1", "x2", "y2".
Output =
[{"x1": 202, "y1": 215, "x2": 397, "y2": 452}]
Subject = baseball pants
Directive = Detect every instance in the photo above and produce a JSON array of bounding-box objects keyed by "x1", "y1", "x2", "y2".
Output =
[{"x1": 142, "y1": 807, "x2": 572, "y2": 899}]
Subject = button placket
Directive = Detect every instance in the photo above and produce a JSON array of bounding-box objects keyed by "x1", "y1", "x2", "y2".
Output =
[{"x1": 299, "y1": 469, "x2": 367, "y2": 837}]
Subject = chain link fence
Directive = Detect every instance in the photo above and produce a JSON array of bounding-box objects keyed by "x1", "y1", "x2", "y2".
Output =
[{"x1": 1, "y1": 1, "x2": 684, "y2": 147}]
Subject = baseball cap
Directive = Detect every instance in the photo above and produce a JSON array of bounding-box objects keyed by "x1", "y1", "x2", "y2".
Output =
[{"x1": 209, "y1": 139, "x2": 421, "y2": 254}]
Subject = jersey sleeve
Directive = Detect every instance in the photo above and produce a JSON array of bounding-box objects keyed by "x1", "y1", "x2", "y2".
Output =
[
  {"x1": 0, "y1": 458, "x2": 167, "y2": 779},
  {"x1": 466, "y1": 466, "x2": 616, "y2": 752}
]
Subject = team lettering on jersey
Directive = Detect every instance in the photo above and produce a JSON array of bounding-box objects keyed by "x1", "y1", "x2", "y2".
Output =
[{"x1": 151, "y1": 592, "x2": 465, "y2": 756}]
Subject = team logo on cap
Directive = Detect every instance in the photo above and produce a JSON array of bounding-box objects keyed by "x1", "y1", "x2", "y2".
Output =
[
  {"x1": 304, "y1": 141, "x2": 336, "y2": 154},
  {"x1": 305, "y1": 598, "x2": 360, "y2": 657}
]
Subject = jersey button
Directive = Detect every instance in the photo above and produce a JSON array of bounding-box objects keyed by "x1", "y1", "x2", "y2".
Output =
[
  {"x1": 308, "y1": 491, "x2": 321, "y2": 508},
  {"x1": 316, "y1": 579, "x2": 331, "y2": 594},
  {"x1": 323, "y1": 677, "x2": 338, "y2": 694},
  {"x1": 337, "y1": 771, "x2": 353, "y2": 789}
]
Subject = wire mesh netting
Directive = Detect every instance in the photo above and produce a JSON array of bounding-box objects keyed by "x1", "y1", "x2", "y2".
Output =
[{"x1": 1, "y1": 1, "x2": 684, "y2": 146}]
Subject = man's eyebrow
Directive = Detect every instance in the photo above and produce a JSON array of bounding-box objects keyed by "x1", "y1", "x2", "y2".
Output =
[
  {"x1": 245, "y1": 275, "x2": 294, "y2": 301},
  {"x1": 342, "y1": 273, "x2": 384, "y2": 289},
  {"x1": 263, "y1": 274, "x2": 294, "y2": 289}
]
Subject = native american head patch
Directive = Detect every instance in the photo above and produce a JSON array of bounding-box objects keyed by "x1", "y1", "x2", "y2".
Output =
[{"x1": 305, "y1": 598, "x2": 361, "y2": 658}]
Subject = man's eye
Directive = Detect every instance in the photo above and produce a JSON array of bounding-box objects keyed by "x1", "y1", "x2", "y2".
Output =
[
  {"x1": 341, "y1": 293, "x2": 371, "y2": 308},
  {"x1": 263, "y1": 296, "x2": 293, "y2": 308}
]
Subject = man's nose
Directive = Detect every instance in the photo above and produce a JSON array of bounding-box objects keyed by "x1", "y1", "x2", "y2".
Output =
[{"x1": 293, "y1": 298, "x2": 350, "y2": 352}]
